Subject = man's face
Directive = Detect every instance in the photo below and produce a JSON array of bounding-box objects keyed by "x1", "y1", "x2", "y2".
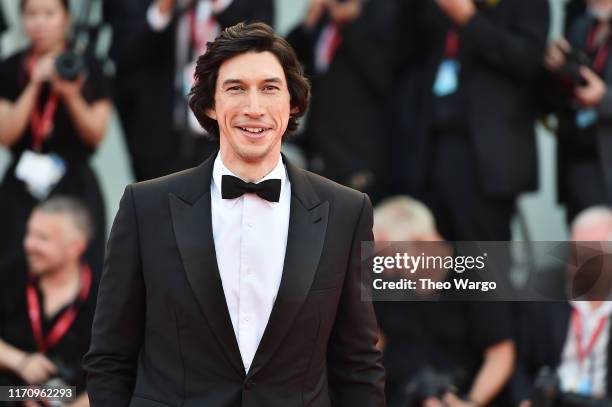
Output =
[
  {"x1": 23, "y1": 211, "x2": 80, "y2": 275},
  {"x1": 208, "y1": 51, "x2": 293, "y2": 166}
]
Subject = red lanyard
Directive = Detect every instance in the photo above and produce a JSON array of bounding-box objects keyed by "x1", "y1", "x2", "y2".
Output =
[
  {"x1": 188, "y1": 1, "x2": 219, "y2": 56},
  {"x1": 27, "y1": 55, "x2": 58, "y2": 152},
  {"x1": 571, "y1": 308, "x2": 608, "y2": 367},
  {"x1": 445, "y1": 29, "x2": 461, "y2": 59},
  {"x1": 587, "y1": 26, "x2": 611, "y2": 74},
  {"x1": 26, "y1": 264, "x2": 92, "y2": 353}
]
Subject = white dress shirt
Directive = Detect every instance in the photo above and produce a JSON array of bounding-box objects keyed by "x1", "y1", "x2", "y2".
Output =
[
  {"x1": 558, "y1": 301, "x2": 612, "y2": 396},
  {"x1": 210, "y1": 154, "x2": 291, "y2": 372}
]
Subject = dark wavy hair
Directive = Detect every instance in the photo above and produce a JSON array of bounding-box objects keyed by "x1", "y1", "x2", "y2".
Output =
[
  {"x1": 21, "y1": 0, "x2": 69, "y2": 12},
  {"x1": 188, "y1": 22, "x2": 311, "y2": 140}
]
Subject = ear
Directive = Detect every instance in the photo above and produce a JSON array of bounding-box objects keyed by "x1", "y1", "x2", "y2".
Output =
[
  {"x1": 205, "y1": 107, "x2": 217, "y2": 120},
  {"x1": 290, "y1": 106, "x2": 300, "y2": 115}
]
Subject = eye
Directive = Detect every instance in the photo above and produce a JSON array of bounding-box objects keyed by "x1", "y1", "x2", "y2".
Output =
[
  {"x1": 263, "y1": 85, "x2": 280, "y2": 92},
  {"x1": 227, "y1": 86, "x2": 244, "y2": 92}
]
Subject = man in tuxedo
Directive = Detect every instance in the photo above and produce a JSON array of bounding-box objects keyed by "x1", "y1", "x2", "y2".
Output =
[
  {"x1": 83, "y1": 22, "x2": 385, "y2": 407},
  {"x1": 103, "y1": 0, "x2": 274, "y2": 181}
]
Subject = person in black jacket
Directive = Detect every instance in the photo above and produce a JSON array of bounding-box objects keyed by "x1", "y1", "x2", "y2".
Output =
[
  {"x1": 287, "y1": 0, "x2": 398, "y2": 203},
  {"x1": 511, "y1": 206, "x2": 612, "y2": 407},
  {"x1": 539, "y1": 0, "x2": 612, "y2": 223},
  {"x1": 103, "y1": 0, "x2": 274, "y2": 181},
  {"x1": 393, "y1": 0, "x2": 550, "y2": 241}
]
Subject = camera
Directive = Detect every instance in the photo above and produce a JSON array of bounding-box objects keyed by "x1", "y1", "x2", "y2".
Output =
[
  {"x1": 557, "y1": 48, "x2": 591, "y2": 88},
  {"x1": 402, "y1": 368, "x2": 457, "y2": 406},
  {"x1": 55, "y1": 51, "x2": 86, "y2": 81}
]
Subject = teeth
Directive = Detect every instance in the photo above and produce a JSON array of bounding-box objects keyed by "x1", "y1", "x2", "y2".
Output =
[{"x1": 240, "y1": 127, "x2": 265, "y2": 133}]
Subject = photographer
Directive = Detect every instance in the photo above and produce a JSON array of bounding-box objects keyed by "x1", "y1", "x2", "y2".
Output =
[
  {"x1": 0, "y1": 0, "x2": 112, "y2": 275},
  {"x1": 540, "y1": 0, "x2": 612, "y2": 223},
  {"x1": 393, "y1": 0, "x2": 549, "y2": 241},
  {"x1": 511, "y1": 206, "x2": 612, "y2": 407},
  {"x1": 0, "y1": 197, "x2": 98, "y2": 407},
  {"x1": 103, "y1": 0, "x2": 274, "y2": 182},
  {"x1": 286, "y1": 0, "x2": 398, "y2": 203},
  {"x1": 373, "y1": 196, "x2": 515, "y2": 407}
]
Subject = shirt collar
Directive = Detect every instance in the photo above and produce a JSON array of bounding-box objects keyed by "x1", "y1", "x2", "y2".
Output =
[
  {"x1": 571, "y1": 301, "x2": 612, "y2": 319},
  {"x1": 212, "y1": 153, "x2": 287, "y2": 207}
]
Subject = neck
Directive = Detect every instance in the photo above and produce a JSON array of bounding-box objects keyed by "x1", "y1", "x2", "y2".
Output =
[
  {"x1": 219, "y1": 148, "x2": 281, "y2": 182},
  {"x1": 31, "y1": 41, "x2": 65, "y2": 58},
  {"x1": 590, "y1": 300, "x2": 604, "y2": 310},
  {"x1": 39, "y1": 262, "x2": 80, "y2": 289}
]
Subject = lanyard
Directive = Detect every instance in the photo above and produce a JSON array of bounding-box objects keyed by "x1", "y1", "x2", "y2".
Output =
[
  {"x1": 587, "y1": 25, "x2": 611, "y2": 74},
  {"x1": 571, "y1": 308, "x2": 608, "y2": 368},
  {"x1": 27, "y1": 55, "x2": 59, "y2": 152},
  {"x1": 188, "y1": 1, "x2": 219, "y2": 57},
  {"x1": 26, "y1": 264, "x2": 92, "y2": 353},
  {"x1": 444, "y1": 29, "x2": 461, "y2": 59}
]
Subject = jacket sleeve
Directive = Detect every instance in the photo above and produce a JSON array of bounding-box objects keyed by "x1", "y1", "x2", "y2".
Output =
[
  {"x1": 460, "y1": 0, "x2": 550, "y2": 81},
  {"x1": 327, "y1": 194, "x2": 386, "y2": 407},
  {"x1": 82, "y1": 185, "x2": 145, "y2": 407}
]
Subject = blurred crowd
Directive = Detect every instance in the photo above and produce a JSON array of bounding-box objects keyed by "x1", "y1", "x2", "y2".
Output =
[{"x1": 1, "y1": 0, "x2": 612, "y2": 406}]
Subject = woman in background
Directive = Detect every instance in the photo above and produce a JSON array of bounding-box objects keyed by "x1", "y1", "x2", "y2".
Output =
[{"x1": 0, "y1": 0, "x2": 112, "y2": 276}]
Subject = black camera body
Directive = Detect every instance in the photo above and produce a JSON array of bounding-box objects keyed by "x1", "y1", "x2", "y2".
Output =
[
  {"x1": 55, "y1": 50, "x2": 86, "y2": 81},
  {"x1": 557, "y1": 48, "x2": 591, "y2": 88},
  {"x1": 403, "y1": 368, "x2": 457, "y2": 407}
]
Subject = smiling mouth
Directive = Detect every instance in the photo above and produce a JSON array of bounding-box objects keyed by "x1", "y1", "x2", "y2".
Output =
[{"x1": 238, "y1": 127, "x2": 268, "y2": 134}]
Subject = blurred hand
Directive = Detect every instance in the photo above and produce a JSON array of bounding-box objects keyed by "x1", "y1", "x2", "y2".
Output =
[
  {"x1": 444, "y1": 393, "x2": 479, "y2": 407},
  {"x1": 519, "y1": 401, "x2": 532, "y2": 407},
  {"x1": 435, "y1": 0, "x2": 476, "y2": 26},
  {"x1": 156, "y1": 0, "x2": 177, "y2": 16},
  {"x1": 30, "y1": 54, "x2": 57, "y2": 85},
  {"x1": 304, "y1": 0, "x2": 330, "y2": 28},
  {"x1": 544, "y1": 38, "x2": 571, "y2": 72},
  {"x1": 423, "y1": 397, "x2": 444, "y2": 407},
  {"x1": 52, "y1": 73, "x2": 85, "y2": 101},
  {"x1": 328, "y1": 0, "x2": 363, "y2": 25},
  {"x1": 575, "y1": 66, "x2": 606, "y2": 107},
  {"x1": 16, "y1": 353, "x2": 58, "y2": 384}
]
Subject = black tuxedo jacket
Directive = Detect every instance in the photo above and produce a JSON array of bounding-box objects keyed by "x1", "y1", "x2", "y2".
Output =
[
  {"x1": 83, "y1": 154, "x2": 385, "y2": 407},
  {"x1": 394, "y1": 0, "x2": 550, "y2": 198}
]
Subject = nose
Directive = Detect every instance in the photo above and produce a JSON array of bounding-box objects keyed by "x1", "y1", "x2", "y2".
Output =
[{"x1": 244, "y1": 91, "x2": 265, "y2": 118}]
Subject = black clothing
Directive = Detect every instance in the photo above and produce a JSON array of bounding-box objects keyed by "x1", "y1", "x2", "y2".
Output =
[
  {"x1": 83, "y1": 153, "x2": 386, "y2": 407},
  {"x1": 394, "y1": 0, "x2": 550, "y2": 240},
  {"x1": 286, "y1": 0, "x2": 398, "y2": 203},
  {"x1": 377, "y1": 301, "x2": 512, "y2": 407},
  {"x1": 0, "y1": 258, "x2": 98, "y2": 399},
  {"x1": 103, "y1": 0, "x2": 274, "y2": 182},
  {"x1": 0, "y1": 49, "x2": 111, "y2": 276}
]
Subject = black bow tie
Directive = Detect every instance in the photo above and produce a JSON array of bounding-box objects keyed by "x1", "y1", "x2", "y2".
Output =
[{"x1": 221, "y1": 175, "x2": 281, "y2": 202}]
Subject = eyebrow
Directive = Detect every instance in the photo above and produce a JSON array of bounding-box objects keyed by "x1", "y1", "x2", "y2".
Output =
[{"x1": 221, "y1": 77, "x2": 284, "y2": 87}]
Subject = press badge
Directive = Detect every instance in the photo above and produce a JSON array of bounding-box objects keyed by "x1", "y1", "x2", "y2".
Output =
[
  {"x1": 15, "y1": 150, "x2": 66, "y2": 200},
  {"x1": 576, "y1": 376, "x2": 593, "y2": 395},
  {"x1": 576, "y1": 108, "x2": 598, "y2": 129},
  {"x1": 433, "y1": 59, "x2": 460, "y2": 97}
]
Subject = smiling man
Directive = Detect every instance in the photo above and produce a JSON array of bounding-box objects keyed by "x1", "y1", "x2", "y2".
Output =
[{"x1": 83, "y1": 22, "x2": 385, "y2": 407}]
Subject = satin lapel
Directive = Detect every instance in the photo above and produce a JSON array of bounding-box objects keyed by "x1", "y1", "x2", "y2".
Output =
[
  {"x1": 248, "y1": 160, "x2": 329, "y2": 376},
  {"x1": 168, "y1": 156, "x2": 245, "y2": 378}
]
